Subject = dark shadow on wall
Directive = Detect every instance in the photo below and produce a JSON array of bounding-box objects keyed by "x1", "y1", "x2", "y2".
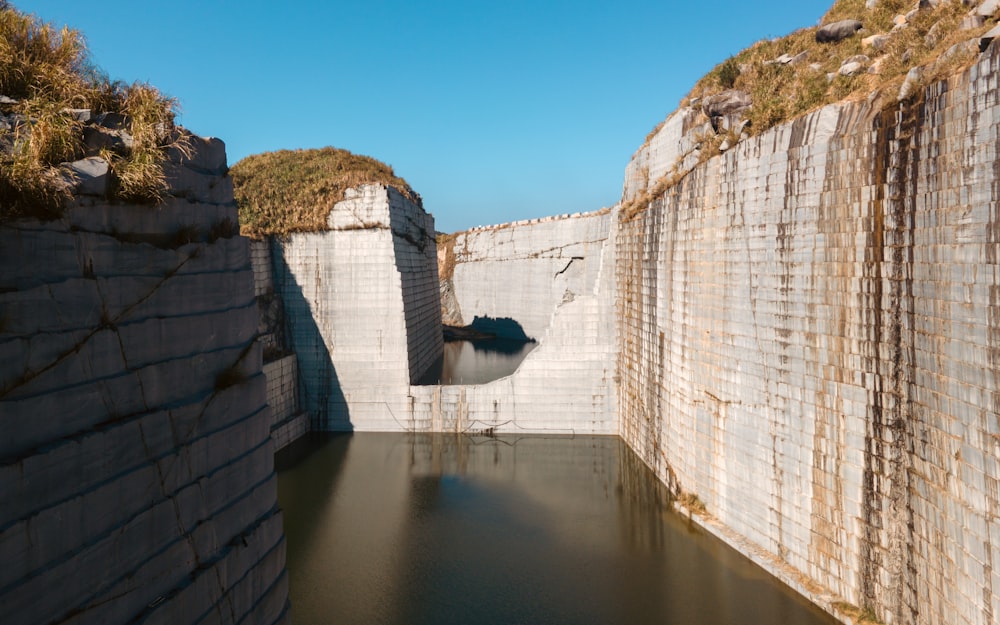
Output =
[
  {"x1": 270, "y1": 237, "x2": 352, "y2": 431},
  {"x1": 469, "y1": 315, "x2": 534, "y2": 341}
]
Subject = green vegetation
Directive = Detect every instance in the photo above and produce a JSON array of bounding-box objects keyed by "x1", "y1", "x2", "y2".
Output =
[
  {"x1": 230, "y1": 147, "x2": 420, "y2": 239},
  {"x1": 0, "y1": 2, "x2": 182, "y2": 223}
]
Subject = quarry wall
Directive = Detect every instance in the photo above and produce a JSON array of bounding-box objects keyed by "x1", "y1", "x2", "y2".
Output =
[
  {"x1": 0, "y1": 138, "x2": 289, "y2": 625},
  {"x1": 412, "y1": 211, "x2": 618, "y2": 434},
  {"x1": 251, "y1": 239, "x2": 309, "y2": 451},
  {"x1": 617, "y1": 43, "x2": 1000, "y2": 625},
  {"x1": 271, "y1": 184, "x2": 442, "y2": 431}
]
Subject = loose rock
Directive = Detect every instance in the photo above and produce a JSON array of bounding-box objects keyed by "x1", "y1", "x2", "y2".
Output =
[
  {"x1": 862, "y1": 34, "x2": 890, "y2": 50},
  {"x1": 62, "y1": 156, "x2": 110, "y2": 196},
  {"x1": 83, "y1": 125, "x2": 133, "y2": 156},
  {"x1": 702, "y1": 90, "x2": 752, "y2": 118},
  {"x1": 702, "y1": 90, "x2": 751, "y2": 133},
  {"x1": 63, "y1": 108, "x2": 91, "y2": 123},
  {"x1": 839, "y1": 62, "x2": 865, "y2": 76},
  {"x1": 976, "y1": 0, "x2": 1000, "y2": 17},
  {"x1": 898, "y1": 66, "x2": 923, "y2": 100}
]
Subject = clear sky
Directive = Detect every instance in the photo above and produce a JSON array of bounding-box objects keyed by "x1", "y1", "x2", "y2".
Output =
[{"x1": 17, "y1": 1, "x2": 833, "y2": 232}]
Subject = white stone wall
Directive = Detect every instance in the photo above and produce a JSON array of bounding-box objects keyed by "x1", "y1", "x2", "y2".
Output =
[
  {"x1": 272, "y1": 184, "x2": 442, "y2": 431},
  {"x1": 250, "y1": 238, "x2": 275, "y2": 297},
  {"x1": 408, "y1": 210, "x2": 618, "y2": 434},
  {"x1": 0, "y1": 141, "x2": 289, "y2": 625},
  {"x1": 617, "y1": 45, "x2": 1000, "y2": 625},
  {"x1": 450, "y1": 211, "x2": 614, "y2": 340}
]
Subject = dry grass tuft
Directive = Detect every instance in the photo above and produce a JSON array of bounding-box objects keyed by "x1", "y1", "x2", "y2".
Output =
[
  {"x1": 231, "y1": 147, "x2": 421, "y2": 238},
  {"x1": 0, "y1": 4, "x2": 182, "y2": 222},
  {"x1": 630, "y1": 0, "x2": 998, "y2": 217}
]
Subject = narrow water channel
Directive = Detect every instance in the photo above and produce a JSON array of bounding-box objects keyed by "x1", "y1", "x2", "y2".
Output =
[{"x1": 277, "y1": 433, "x2": 838, "y2": 625}]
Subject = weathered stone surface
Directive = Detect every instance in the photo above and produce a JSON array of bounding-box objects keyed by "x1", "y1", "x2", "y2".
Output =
[
  {"x1": 769, "y1": 51, "x2": 808, "y2": 65},
  {"x1": 816, "y1": 19, "x2": 863, "y2": 43},
  {"x1": 975, "y1": 0, "x2": 1000, "y2": 16},
  {"x1": 0, "y1": 134, "x2": 288, "y2": 625},
  {"x1": 413, "y1": 210, "x2": 618, "y2": 434},
  {"x1": 82, "y1": 124, "x2": 132, "y2": 155},
  {"x1": 273, "y1": 184, "x2": 442, "y2": 431},
  {"x1": 165, "y1": 131, "x2": 228, "y2": 174},
  {"x1": 618, "y1": 40, "x2": 1000, "y2": 625},
  {"x1": 839, "y1": 55, "x2": 870, "y2": 76},
  {"x1": 898, "y1": 66, "x2": 923, "y2": 100},
  {"x1": 702, "y1": 89, "x2": 751, "y2": 118},
  {"x1": 960, "y1": 14, "x2": 986, "y2": 30},
  {"x1": 61, "y1": 156, "x2": 110, "y2": 196},
  {"x1": 862, "y1": 33, "x2": 890, "y2": 50}
]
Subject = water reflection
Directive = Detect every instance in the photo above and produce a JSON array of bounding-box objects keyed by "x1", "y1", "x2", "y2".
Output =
[
  {"x1": 417, "y1": 339, "x2": 537, "y2": 385},
  {"x1": 277, "y1": 433, "x2": 837, "y2": 625}
]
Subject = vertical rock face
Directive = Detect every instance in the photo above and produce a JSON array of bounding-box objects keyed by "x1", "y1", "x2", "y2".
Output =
[
  {"x1": 251, "y1": 239, "x2": 309, "y2": 451},
  {"x1": 447, "y1": 212, "x2": 614, "y2": 340},
  {"x1": 617, "y1": 44, "x2": 1000, "y2": 625},
  {"x1": 0, "y1": 140, "x2": 289, "y2": 624},
  {"x1": 272, "y1": 184, "x2": 442, "y2": 431},
  {"x1": 409, "y1": 210, "x2": 619, "y2": 434}
]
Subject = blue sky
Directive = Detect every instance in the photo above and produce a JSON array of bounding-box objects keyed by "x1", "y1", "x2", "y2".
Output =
[{"x1": 18, "y1": 1, "x2": 832, "y2": 232}]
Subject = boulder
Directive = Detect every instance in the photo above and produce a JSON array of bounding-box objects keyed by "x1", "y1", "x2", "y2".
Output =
[
  {"x1": 702, "y1": 90, "x2": 752, "y2": 117},
  {"x1": 839, "y1": 61, "x2": 865, "y2": 76},
  {"x1": 976, "y1": 0, "x2": 1000, "y2": 17},
  {"x1": 862, "y1": 34, "x2": 890, "y2": 50},
  {"x1": 768, "y1": 51, "x2": 808, "y2": 65},
  {"x1": 62, "y1": 157, "x2": 110, "y2": 196},
  {"x1": 979, "y1": 23, "x2": 1000, "y2": 50},
  {"x1": 898, "y1": 66, "x2": 923, "y2": 100},
  {"x1": 816, "y1": 20, "x2": 863, "y2": 43},
  {"x1": 702, "y1": 90, "x2": 751, "y2": 133},
  {"x1": 94, "y1": 112, "x2": 129, "y2": 130},
  {"x1": 62, "y1": 109, "x2": 91, "y2": 123},
  {"x1": 165, "y1": 131, "x2": 228, "y2": 175},
  {"x1": 83, "y1": 125, "x2": 133, "y2": 156}
]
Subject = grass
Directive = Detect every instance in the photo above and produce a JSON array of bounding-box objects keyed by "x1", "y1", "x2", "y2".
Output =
[
  {"x1": 628, "y1": 0, "x2": 998, "y2": 216},
  {"x1": 832, "y1": 600, "x2": 885, "y2": 624},
  {"x1": 230, "y1": 147, "x2": 421, "y2": 238},
  {"x1": 683, "y1": 0, "x2": 982, "y2": 129},
  {"x1": 0, "y1": 3, "x2": 183, "y2": 222}
]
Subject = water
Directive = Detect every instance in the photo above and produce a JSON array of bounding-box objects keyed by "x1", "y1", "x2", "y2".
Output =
[
  {"x1": 277, "y1": 433, "x2": 838, "y2": 625},
  {"x1": 417, "y1": 338, "x2": 537, "y2": 385}
]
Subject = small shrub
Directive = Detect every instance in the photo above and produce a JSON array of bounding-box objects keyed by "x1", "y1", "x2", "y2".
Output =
[{"x1": 715, "y1": 57, "x2": 740, "y2": 89}]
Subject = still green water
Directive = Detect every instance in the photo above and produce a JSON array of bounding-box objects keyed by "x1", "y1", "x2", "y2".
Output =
[{"x1": 277, "y1": 433, "x2": 838, "y2": 625}]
